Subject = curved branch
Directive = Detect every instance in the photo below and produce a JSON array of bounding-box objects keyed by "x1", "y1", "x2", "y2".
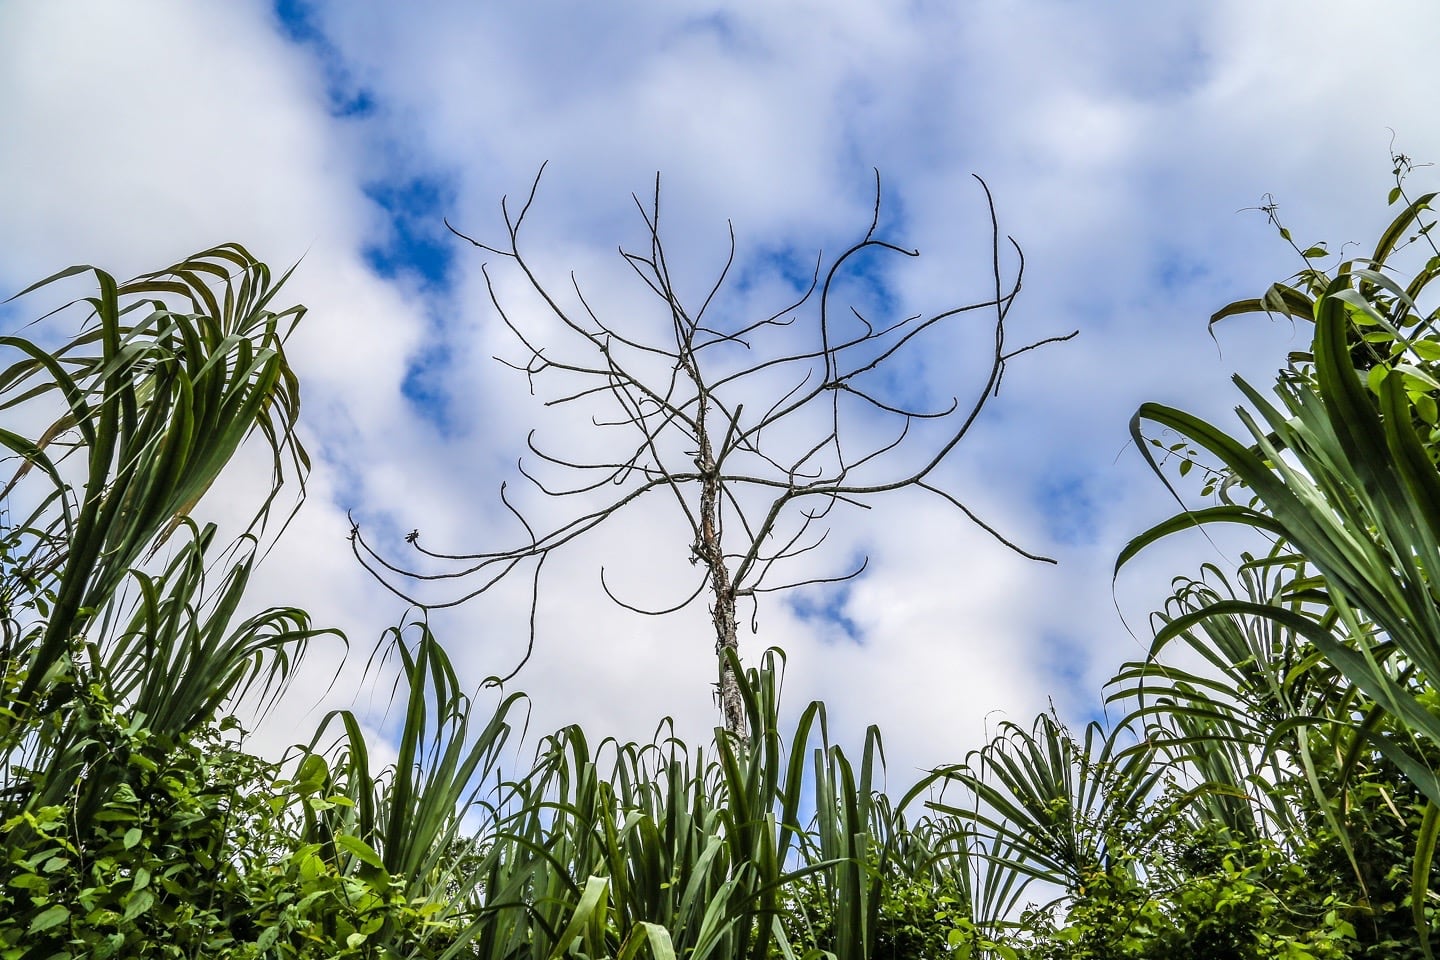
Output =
[
  {"x1": 750, "y1": 555, "x2": 870, "y2": 594},
  {"x1": 487, "y1": 552, "x2": 547, "y2": 685},
  {"x1": 916, "y1": 480, "x2": 1056, "y2": 564},
  {"x1": 600, "y1": 565, "x2": 709, "y2": 616}
]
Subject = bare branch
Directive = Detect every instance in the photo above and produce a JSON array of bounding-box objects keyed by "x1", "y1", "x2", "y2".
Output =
[
  {"x1": 750, "y1": 555, "x2": 870, "y2": 594},
  {"x1": 361, "y1": 169, "x2": 1067, "y2": 738},
  {"x1": 486, "y1": 552, "x2": 547, "y2": 686},
  {"x1": 600, "y1": 565, "x2": 709, "y2": 616},
  {"x1": 916, "y1": 480, "x2": 1057, "y2": 564}
]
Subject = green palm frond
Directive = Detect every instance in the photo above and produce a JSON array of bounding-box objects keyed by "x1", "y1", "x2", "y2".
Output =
[
  {"x1": 1121, "y1": 191, "x2": 1440, "y2": 954},
  {"x1": 2, "y1": 245, "x2": 308, "y2": 715},
  {"x1": 931, "y1": 711, "x2": 1164, "y2": 930}
]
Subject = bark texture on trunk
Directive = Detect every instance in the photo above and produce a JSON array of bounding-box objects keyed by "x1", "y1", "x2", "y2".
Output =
[{"x1": 692, "y1": 382, "x2": 748, "y2": 743}]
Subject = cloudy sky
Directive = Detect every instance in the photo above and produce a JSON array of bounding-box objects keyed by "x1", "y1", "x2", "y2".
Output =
[{"x1": 3, "y1": 0, "x2": 1437, "y2": 780}]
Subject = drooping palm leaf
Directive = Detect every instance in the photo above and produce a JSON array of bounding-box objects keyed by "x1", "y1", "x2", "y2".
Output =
[
  {"x1": 1121, "y1": 194, "x2": 1440, "y2": 950},
  {"x1": 1, "y1": 245, "x2": 308, "y2": 714}
]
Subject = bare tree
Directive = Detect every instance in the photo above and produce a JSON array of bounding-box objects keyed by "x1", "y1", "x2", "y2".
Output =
[{"x1": 352, "y1": 167, "x2": 1074, "y2": 741}]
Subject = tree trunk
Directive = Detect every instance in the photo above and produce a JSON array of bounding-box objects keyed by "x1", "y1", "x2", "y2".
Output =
[
  {"x1": 709, "y1": 559, "x2": 747, "y2": 743},
  {"x1": 693, "y1": 387, "x2": 748, "y2": 743}
]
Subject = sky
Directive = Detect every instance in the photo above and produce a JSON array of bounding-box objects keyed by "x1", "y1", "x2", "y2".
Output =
[{"x1": 2, "y1": 0, "x2": 1438, "y2": 783}]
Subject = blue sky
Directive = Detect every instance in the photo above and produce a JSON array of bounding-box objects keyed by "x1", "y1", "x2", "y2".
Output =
[{"x1": 2, "y1": 0, "x2": 1437, "y2": 777}]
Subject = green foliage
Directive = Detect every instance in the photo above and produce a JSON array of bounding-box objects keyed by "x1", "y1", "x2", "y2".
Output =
[
  {"x1": 0, "y1": 251, "x2": 464, "y2": 958},
  {"x1": 1117, "y1": 159, "x2": 1440, "y2": 956},
  {"x1": 1018, "y1": 834, "x2": 1354, "y2": 960},
  {"x1": 777, "y1": 854, "x2": 994, "y2": 959},
  {"x1": 9, "y1": 167, "x2": 1440, "y2": 960},
  {"x1": 0, "y1": 675, "x2": 450, "y2": 959}
]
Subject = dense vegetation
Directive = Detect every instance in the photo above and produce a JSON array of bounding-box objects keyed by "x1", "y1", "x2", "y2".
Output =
[{"x1": 3, "y1": 169, "x2": 1440, "y2": 957}]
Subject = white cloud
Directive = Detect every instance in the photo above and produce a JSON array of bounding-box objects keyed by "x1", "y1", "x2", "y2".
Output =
[{"x1": 4, "y1": 0, "x2": 1439, "y2": 786}]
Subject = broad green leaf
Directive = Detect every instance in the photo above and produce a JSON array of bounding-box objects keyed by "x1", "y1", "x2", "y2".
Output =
[
  {"x1": 122, "y1": 889, "x2": 154, "y2": 922},
  {"x1": 27, "y1": 904, "x2": 69, "y2": 934},
  {"x1": 336, "y1": 834, "x2": 385, "y2": 870}
]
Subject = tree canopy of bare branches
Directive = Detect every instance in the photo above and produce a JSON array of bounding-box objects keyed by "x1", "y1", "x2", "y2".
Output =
[{"x1": 353, "y1": 167, "x2": 1075, "y2": 740}]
